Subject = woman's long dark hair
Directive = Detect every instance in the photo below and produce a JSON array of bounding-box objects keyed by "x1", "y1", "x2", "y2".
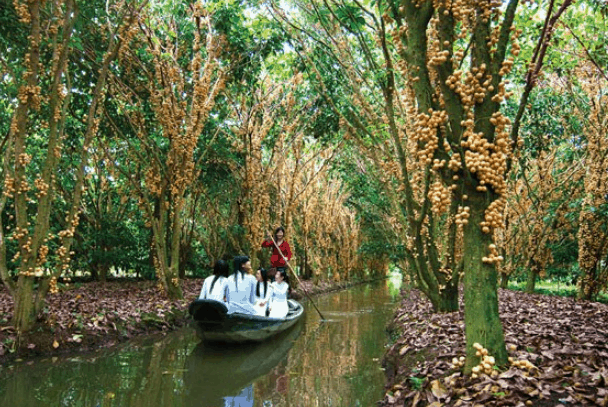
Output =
[
  {"x1": 210, "y1": 259, "x2": 229, "y2": 293},
  {"x1": 232, "y1": 255, "x2": 250, "y2": 290},
  {"x1": 256, "y1": 268, "x2": 269, "y2": 298}
]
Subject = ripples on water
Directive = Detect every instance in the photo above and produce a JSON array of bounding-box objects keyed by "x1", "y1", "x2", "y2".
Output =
[{"x1": 0, "y1": 281, "x2": 399, "y2": 407}]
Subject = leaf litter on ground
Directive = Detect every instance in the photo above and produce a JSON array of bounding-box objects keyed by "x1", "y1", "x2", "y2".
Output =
[{"x1": 379, "y1": 289, "x2": 608, "y2": 407}]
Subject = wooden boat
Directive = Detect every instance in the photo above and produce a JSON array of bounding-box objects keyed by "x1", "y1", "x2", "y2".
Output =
[{"x1": 188, "y1": 298, "x2": 304, "y2": 343}]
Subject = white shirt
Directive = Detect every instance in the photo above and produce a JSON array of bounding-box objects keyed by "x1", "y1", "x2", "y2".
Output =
[
  {"x1": 226, "y1": 272, "x2": 256, "y2": 304},
  {"x1": 199, "y1": 275, "x2": 228, "y2": 302},
  {"x1": 269, "y1": 281, "x2": 289, "y2": 319}
]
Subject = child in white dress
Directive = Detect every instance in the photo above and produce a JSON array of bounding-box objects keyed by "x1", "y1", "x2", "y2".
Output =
[
  {"x1": 268, "y1": 269, "x2": 290, "y2": 319},
  {"x1": 253, "y1": 268, "x2": 272, "y2": 317}
]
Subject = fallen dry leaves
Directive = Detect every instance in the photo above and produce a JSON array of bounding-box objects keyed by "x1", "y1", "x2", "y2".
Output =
[
  {"x1": 380, "y1": 289, "x2": 608, "y2": 406},
  {"x1": 0, "y1": 280, "x2": 201, "y2": 360}
]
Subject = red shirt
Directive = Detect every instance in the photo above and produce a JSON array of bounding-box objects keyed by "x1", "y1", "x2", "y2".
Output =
[{"x1": 261, "y1": 240, "x2": 292, "y2": 268}]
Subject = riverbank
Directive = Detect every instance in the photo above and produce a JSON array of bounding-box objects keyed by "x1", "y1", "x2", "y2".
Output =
[
  {"x1": 379, "y1": 288, "x2": 608, "y2": 406},
  {"x1": 0, "y1": 277, "x2": 377, "y2": 365}
]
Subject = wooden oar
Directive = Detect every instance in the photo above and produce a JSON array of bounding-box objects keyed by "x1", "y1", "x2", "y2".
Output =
[{"x1": 266, "y1": 231, "x2": 326, "y2": 321}]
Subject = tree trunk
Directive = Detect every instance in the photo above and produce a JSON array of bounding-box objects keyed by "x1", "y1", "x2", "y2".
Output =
[
  {"x1": 463, "y1": 196, "x2": 508, "y2": 373},
  {"x1": 99, "y1": 263, "x2": 110, "y2": 282},
  {"x1": 409, "y1": 238, "x2": 460, "y2": 313},
  {"x1": 151, "y1": 218, "x2": 183, "y2": 300},
  {"x1": 179, "y1": 243, "x2": 190, "y2": 279},
  {"x1": 13, "y1": 277, "x2": 36, "y2": 333},
  {"x1": 90, "y1": 265, "x2": 99, "y2": 281},
  {"x1": 301, "y1": 249, "x2": 311, "y2": 279},
  {"x1": 167, "y1": 204, "x2": 183, "y2": 299},
  {"x1": 499, "y1": 272, "x2": 509, "y2": 289},
  {"x1": 429, "y1": 283, "x2": 459, "y2": 313},
  {"x1": 525, "y1": 267, "x2": 537, "y2": 293}
]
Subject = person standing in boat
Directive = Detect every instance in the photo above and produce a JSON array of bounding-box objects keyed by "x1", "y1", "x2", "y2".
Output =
[
  {"x1": 198, "y1": 259, "x2": 229, "y2": 302},
  {"x1": 253, "y1": 267, "x2": 272, "y2": 317},
  {"x1": 261, "y1": 226, "x2": 292, "y2": 281},
  {"x1": 268, "y1": 269, "x2": 290, "y2": 319},
  {"x1": 226, "y1": 255, "x2": 257, "y2": 315}
]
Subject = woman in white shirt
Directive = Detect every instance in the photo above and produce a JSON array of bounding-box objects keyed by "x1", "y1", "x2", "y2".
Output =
[
  {"x1": 268, "y1": 269, "x2": 290, "y2": 319},
  {"x1": 253, "y1": 267, "x2": 272, "y2": 317},
  {"x1": 198, "y1": 259, "x2": 229, "y2": 302},
  {"x1": 225, "y1": 255, "x2": 257, "y2": 315}
]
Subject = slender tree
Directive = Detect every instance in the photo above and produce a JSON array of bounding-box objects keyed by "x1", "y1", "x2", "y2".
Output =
[
  {"x1": 0, "y1": 0, "x2": 137, "y2": 333},
  {"x1": 108, "y1": 3, "x2": 226, "y2": 299},
  {"x1": 575, "y1": 62, "x2": 608, "y2": 300}
]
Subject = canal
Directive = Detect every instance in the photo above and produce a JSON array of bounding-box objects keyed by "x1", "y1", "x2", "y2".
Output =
[{"x1": 0, "y1": 280, "x2": 399, "y2": 406}]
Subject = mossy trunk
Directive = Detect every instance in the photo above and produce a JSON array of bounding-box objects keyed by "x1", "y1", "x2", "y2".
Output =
[
  {"x1": 463, "y1": 197, "x2": 508, "y2": 373},
  {"x1": 13, "y1": 276, "x2": 36, "y2": 334},
  {"x1": 151, "y1": 203, "x2": 182, "y2": 300},
  {"x1": 499, "y1": 272, "x2": 509, "y2": 289},
  {"x1": 301, "y1": 248, "x2": 312, "y2": 280},
  {"x1": 429, "y1": 283, "x2": 459, "y2": 313},
  {"x1": 525, "y1": 268, "x2": 537, "y2": 293},
  {"x1": 166, "y1": 204, "x2": 183, "y2": 300},
  {"x1": 577, "y1": 271, "x2": 599, "y2": 301}
]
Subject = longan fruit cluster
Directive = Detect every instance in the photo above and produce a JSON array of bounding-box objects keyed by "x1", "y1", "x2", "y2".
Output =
[
  {"x1": 412, "y1": 109, "x2": 447, "y2": 165},
  {"x1": 430, "y1": 50, "x2": 450, "y2": 67},
  {"x1": 428, "y1": 180, "x2": 451, "y2": 215},
  {"x1": 482, "y1": 196, "x2": 506, "y2": 233},
  {"x1": 455, "y1": 205, "x2": 470, "y2": 227},
  {"x1": 447, "y1": 153, "x2": 461, "y2": 172},
  {"x1": 451, "y1": 356, "x2": 466, "y2": 369},
  {"x1": 36, "y1": 245, "x2": 49, "y2": 266},
  {"x1": 10, "y1": 226, "x2": 29, "y2": 242},
  {"x1": 13, "y1": 0, "x2": 31, "y2": 24},
  {"x1": 471, "y1": 343, "x2": 497, "y2": 379},
  {"x1": 49, "y1": 276, "x2": 59, "y2": 294},
  {"x1": 17, "y1": 85, "x2": 42, "y2": 110},
  {"x1": 509, "y1": 357, "x2": 537, "y2": 374},
  {"x1": 34, "y1": 178, "x2": 50, "y2": 198},
  {"x1": 3, "y1": 177, "x2": 16, "y2": 199},
  {"x1": 17, "y1": 153, "x2": 31, "y2": 166},
  {"x1": 482, "y1": 243, "x2": 503, "y2": 264}
]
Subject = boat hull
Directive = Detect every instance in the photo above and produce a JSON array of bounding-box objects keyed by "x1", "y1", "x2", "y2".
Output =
[{"x1": 188, "y1": 298, "x2": 304, "y2": 343}]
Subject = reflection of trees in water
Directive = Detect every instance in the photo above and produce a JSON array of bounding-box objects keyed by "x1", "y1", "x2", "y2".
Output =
[
  {"x1": 0, "y1": 331, "x2": 195, "y2": 407},
  {"x1": 184, "y1": 320, "x2": 303, "y2": 406},
  {"x1": 253, "y1": 284, "x2": 391, "y2": 406},
  {"x1": 1, "y1": 324, "x2": 302, "y2": 407}
]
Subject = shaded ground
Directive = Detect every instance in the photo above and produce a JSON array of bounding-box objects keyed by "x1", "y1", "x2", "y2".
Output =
[
  {"x1": 379, "y1": 289, "x2": 608, "y2": 406},
  {"x1": 0, "y1": 277, "x2": 360, "y2": 364}
]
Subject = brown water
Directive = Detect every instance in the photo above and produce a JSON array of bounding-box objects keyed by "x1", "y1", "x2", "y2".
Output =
[{"x1": 0, "y1": 281, "x2": 399, "y2": 406}]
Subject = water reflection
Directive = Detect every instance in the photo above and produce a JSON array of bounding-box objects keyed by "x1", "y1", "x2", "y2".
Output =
[
  {"x1": 0, "y1": 281, "x2": 397, "y2": 407},
  {"x1": 183, "y1": 321, "x2": 304, "y2": 406}
]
